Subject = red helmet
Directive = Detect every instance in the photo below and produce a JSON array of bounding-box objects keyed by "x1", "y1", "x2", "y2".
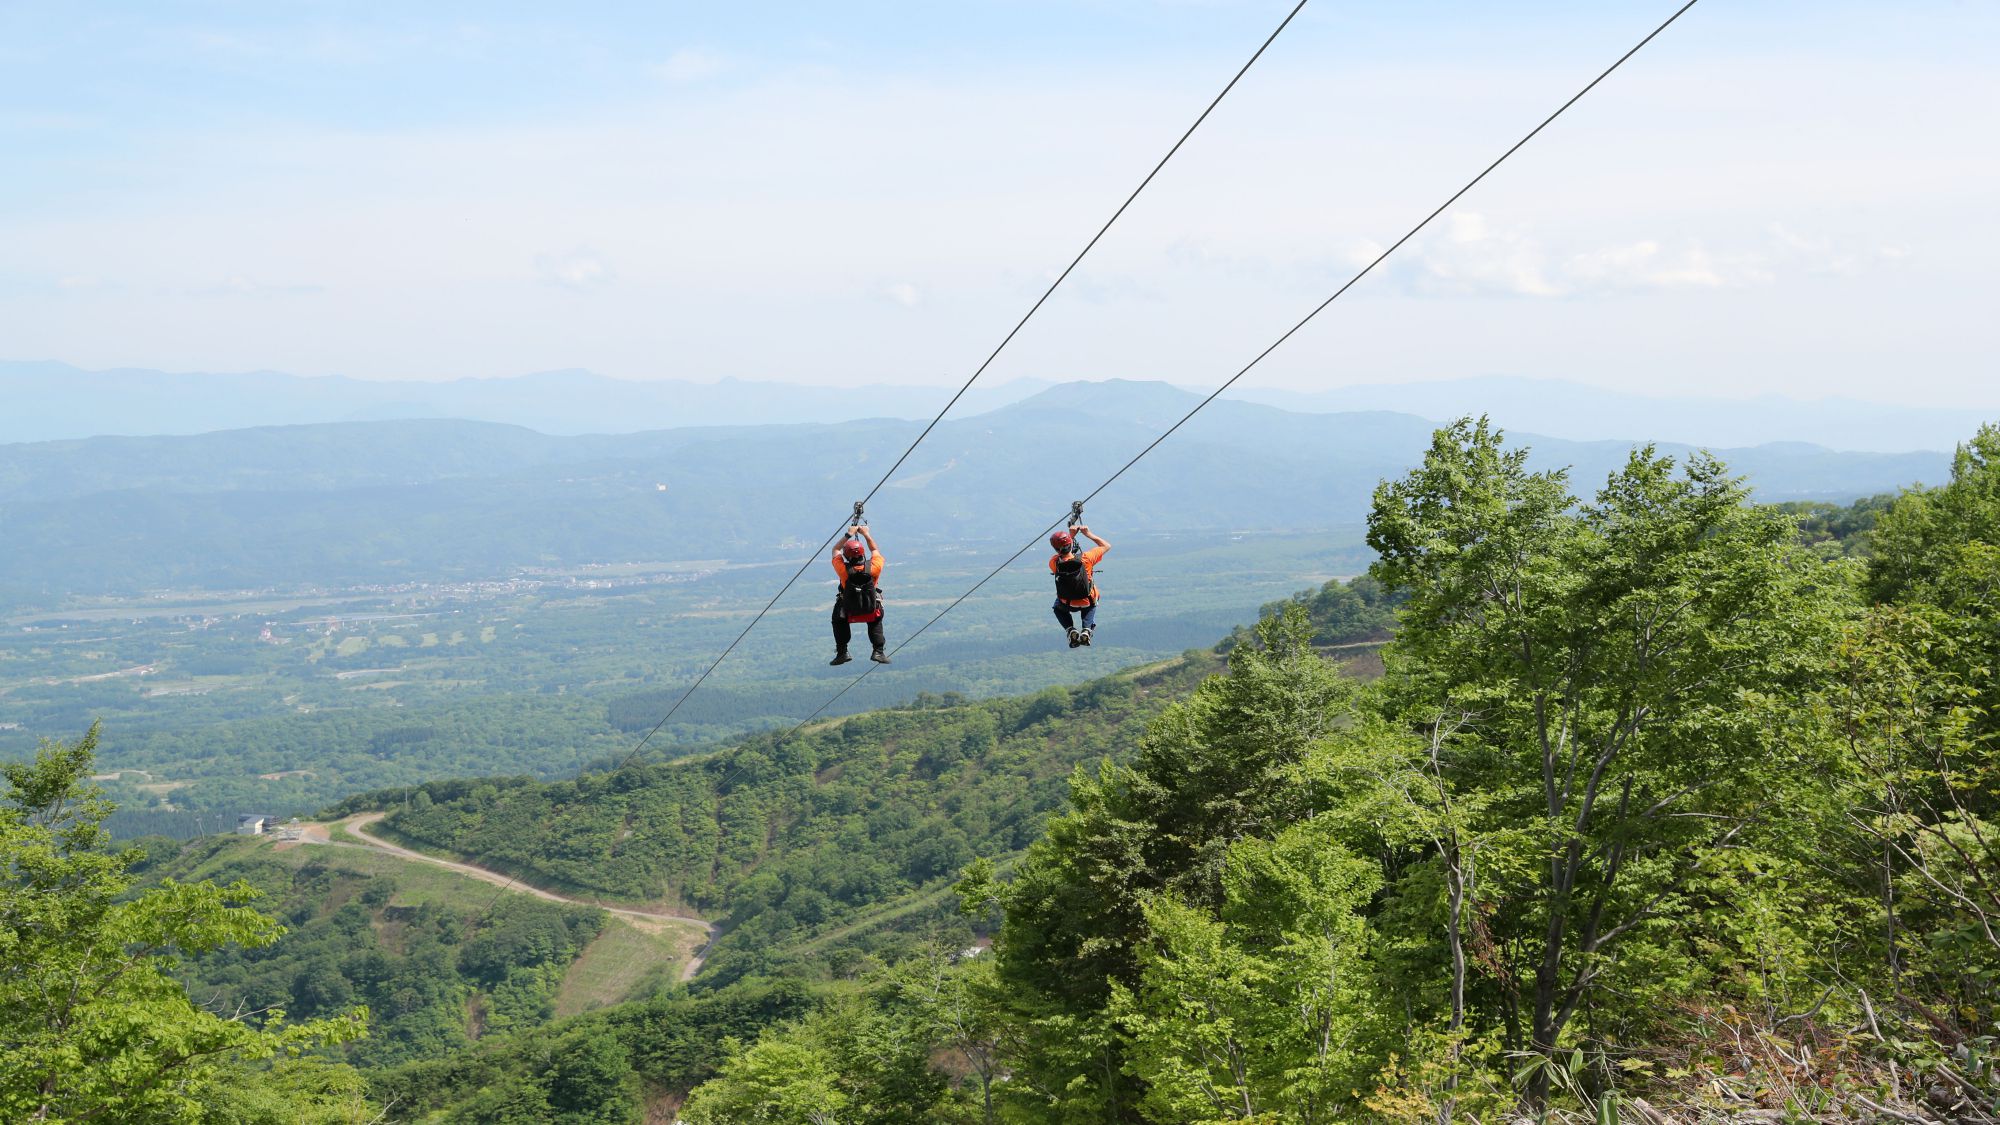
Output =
[
  {"x1": 841, "y1": 538, "x2": 868, "y2": 563},
  {"x1": 1050, "y1": 530, "x2": 1075, "y2": 552}
]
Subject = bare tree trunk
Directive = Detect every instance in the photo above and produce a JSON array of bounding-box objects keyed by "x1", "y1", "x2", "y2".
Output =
[
  {"x1": 1441, "y1": 835, "x2": 1469, "y2": 1125},
  {"x1": 1884, "y1": 831, "x2": 1901, "y2": 991}
]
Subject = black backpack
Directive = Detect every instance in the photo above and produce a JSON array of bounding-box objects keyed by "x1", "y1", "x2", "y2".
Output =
[
  {"x1": 1053, "y1": 554, "x2": 1092, "y2": 602},
  {"x1": 842, "y1": 560, "x2": 881, "y2": 616}
]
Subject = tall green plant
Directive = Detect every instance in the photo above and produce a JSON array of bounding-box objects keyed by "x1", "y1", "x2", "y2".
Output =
[
  {"x1": 980, "y1": 610, "x2": 1355, "y2": 1120},
  {"x1": 1367, "y1": 419, "x2": 1846, "y2": 1104},
  {"x1": 1, "y1": 726, "x2": 365, "y2": 1123},
  {"x1": 1111, "y1": 817, "x2": 1383, "y2": 1123}
]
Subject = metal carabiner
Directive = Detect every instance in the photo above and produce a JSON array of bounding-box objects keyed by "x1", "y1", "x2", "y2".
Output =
[
  {"x1": 1067, "y1": 501, "x2": 1084, "y2": 529},
  {"x1": 850, "y1": 501, "x2": 868, "y2": 529}
]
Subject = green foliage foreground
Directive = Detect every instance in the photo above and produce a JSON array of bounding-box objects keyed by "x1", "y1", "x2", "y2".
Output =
[
  {"x1": 7, "y1": 421, "x2": 1998, "y2": 1123},
  {"x1": 0, "y1": 726, "x2": 369, "y2": 1123},
  {"x1": 683, "y1": 422, "x2": 2000, "y2": 1123}
]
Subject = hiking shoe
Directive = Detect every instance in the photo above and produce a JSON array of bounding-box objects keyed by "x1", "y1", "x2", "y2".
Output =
[
  {"x1": 829, "y1": 650, "x2": 852, "y2": 666},
  {"x1": 870, "y1": 649, "x2": 891, "y2": 664},
  {"x1": 1079, "y1": 629, "x2": 1093, "y2": 646},
  {"x1": 1067, "y1": 628, "x2": 1081, "y2": 648}
]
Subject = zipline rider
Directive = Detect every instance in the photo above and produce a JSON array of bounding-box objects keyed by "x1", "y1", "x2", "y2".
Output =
[
  {"x1": 1050, "y1": 523, "x2": 1110, "y2": 648},
  {"x1": 830, "y1": 524, "x2": 890, "y2": 666}
]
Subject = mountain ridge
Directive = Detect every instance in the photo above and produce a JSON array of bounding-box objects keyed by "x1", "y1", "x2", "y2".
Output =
[
  {"x1": 0, "y1": 360, "x2": 1052, "y2": 444},
  {"x1": 0, "y1": 380, "x2": 1952, "y2": 605},
  {"x1": 1234, "y1": 373, "x2": 1994, "y2": 454},
  {"x1": 9, "y1": 360, "x2": 1987, "y2": 453}
]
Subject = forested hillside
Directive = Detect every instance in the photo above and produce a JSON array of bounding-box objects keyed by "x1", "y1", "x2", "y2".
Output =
[
  {"x1": 660, "y1": 423, "x2": 2000, "y2": 1122},
  {"x1": 339, "y1": 657, "x2": 1218, "y2": 987},
  {"x1": 143, "y1": 835, "x2": 633, "y2": 1068},
  {"x1": 7, "y1": 422, "x2": 1996, "y2": 1123}
]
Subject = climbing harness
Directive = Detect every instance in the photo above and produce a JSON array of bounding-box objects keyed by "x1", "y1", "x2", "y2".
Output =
[{"x1": 1053, "y1": 502, "x2": 1094, "y2": 603}]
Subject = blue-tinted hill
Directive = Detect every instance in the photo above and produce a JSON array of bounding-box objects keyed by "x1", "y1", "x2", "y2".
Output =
[{"x1": 0, "y1": 379, "x2": 1953, "y2": 604}]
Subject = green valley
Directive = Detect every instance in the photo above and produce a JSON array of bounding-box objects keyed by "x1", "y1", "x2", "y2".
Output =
[{"x1": 7, "y1": 424, "x2": 1997, "y2": 1124}]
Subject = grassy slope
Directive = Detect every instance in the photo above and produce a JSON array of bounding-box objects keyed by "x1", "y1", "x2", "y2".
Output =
[
  {"x1": 169, "y1": 834, "x2": 501, "y2": 910},
  {"x1": 555, "y1": 918, "x2": 700, "y2": 1019},
  {"x1": 156, "y1": 834, "x2": 694, "y2": 1042}
]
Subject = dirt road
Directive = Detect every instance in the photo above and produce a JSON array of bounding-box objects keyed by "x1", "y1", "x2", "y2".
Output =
[{"x1": 307, "y1": 813, "x2": 719, "y2": 981}]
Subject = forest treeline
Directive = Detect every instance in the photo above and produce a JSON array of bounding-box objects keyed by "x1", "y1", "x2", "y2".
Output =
[{"x1": 5, "y1": 420, "x2": 1996, "y2": 1122}]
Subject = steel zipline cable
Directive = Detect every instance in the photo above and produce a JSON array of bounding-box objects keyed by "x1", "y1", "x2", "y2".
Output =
[
  {"x1": 467, "y1": 1, "x2": 1310, "y2": 912},
  {"x1": 609, "y1": 0, "x2": 1311, "y2": 772},
  {"x1": 772, "y1": 0, "x2": 1696, "y2": 736},
  {"x1": 473, "y1": 0, "x2": 1702, "y2": 917}
]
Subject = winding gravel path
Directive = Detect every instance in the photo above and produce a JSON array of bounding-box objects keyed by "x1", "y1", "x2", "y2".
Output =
[{"x1": 307, "y1": 813, "x2": 719, "y2": 981}]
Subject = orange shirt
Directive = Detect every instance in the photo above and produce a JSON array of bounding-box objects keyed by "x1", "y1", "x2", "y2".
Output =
[
  {"x1": 833, "y1": 549, "x2": 885, "y2": 622},
  {"x1": 1049, "y1": 545, "x2": 1107, "y2": 607},
  {"x1": 832, "y1": 550, "x2": 884, "y2": 587}
]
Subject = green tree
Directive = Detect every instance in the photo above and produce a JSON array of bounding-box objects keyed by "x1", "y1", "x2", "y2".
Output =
[
  {"x1": 1867, "y1": 424, "x2": 2000, "y2": 611},
  {"x1": 442, "y1": 1078, "x2": 552, "y2": 1124},
  {"x1": 1310, "y1": 712, "x2": 1498, "y2": 1120},
  {"x1": 981, "y1": 609, "x2": 1355, "y2": 1121},
  {"x1": 1367, "y1": 420, "x2": 1845, "y2": 1103},
  {"x1": 680, "y1": 1036, "x2": 848, "y2": 1125},
  {"x1": 897, "y1": 942, "x2": 1004, "y2": 1125},
  {"x1": 546, "y1": 1026, "x2": 640, "y2": 1124},
  {"x1": 204, "y1": 1057, "x2": 377, "y2": 1125},
  {"x1": 0, "y1": 726, "x2": 365, "y2": 1123},
  {"x1": 1828, "y1": 604, "x2": 2000, "y2": 1013},
  {"x1": 1111, "y1": 817, "x2": 1382, "y2": 1124}
]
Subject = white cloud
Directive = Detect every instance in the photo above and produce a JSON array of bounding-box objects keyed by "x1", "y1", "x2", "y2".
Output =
[
  {"x1": 655, "y1": 48, "x2": 727, "y2": 84},
  {"x1": 4, "y1": 6, "x2": 1987, "y2": 403},
  {"x1": 1406, "y1": 213, "x2": 1788, "y2": 297},
  {"x1": 1418, "y1": 212, "x2": 1563, "y2": 297},
  {"x1": 1766, "y1": 222, "x2": 1915, "y2": 277},
  {"x1": 534, "y1": 250, "x2": 612, "y2": 291},
  {"x1": 1564, "y1": 241, "x2": 1771, "y2": 292},
  {"x1": 1342, "y1": 240, "x2": 1386, "y2": 270},
  {"x1": 191, "y1": 276, "x2": 324, "y2": 297}
]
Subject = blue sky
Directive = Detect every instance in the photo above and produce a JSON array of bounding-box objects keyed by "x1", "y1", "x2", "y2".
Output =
[{"x1": 3, "y1": 1, "x2": 1995, "y2": 406}]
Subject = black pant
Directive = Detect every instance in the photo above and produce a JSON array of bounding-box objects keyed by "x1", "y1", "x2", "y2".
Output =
[
  {"x1": 1053, "y1": 600, "x2": 1098, "y2": 631},
  {"x1": 832, "y1": 603, "x2": 886, "y2": 652}
]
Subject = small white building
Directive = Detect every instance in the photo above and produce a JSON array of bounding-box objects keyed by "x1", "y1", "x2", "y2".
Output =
[{"x1": 236, "y1": 814, "x2": 276, "y2": 836}]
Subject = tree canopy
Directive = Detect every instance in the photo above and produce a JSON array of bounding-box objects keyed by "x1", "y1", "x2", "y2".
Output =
[{"x1": 0, "y1": 726, "x2": 367, "y2": 1123}]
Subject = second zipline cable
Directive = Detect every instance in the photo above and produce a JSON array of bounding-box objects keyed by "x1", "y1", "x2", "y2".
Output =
[
  {"x1": 784, "y1": 0, "x2": 1706, "y2": 733},
  {"x1": 472, "y1": 1, "x2": 1315, "y2": 910},
  {"x1": 612, "y1": 0, "x2": 1313, "y2": 769}
]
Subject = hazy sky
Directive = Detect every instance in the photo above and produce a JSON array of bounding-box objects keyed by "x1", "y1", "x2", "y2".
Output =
[{"x1": 3, "y1": 2, "x2": 1995, "y2": 406}]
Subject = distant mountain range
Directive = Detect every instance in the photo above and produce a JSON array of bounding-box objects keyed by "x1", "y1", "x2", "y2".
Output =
[
  {"x1": 0, "y1": 379, "x2": 1951, "y2": 606},
  {"x1": 1232, "y1": 376, "x2": 1997, "y2": 455},
  {"x1": 6, "y1": 360, "x2": 1992, "y2": 453},
  {"x1": 0, "y1": 361, "x2": 1054, "y2": 444}
]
